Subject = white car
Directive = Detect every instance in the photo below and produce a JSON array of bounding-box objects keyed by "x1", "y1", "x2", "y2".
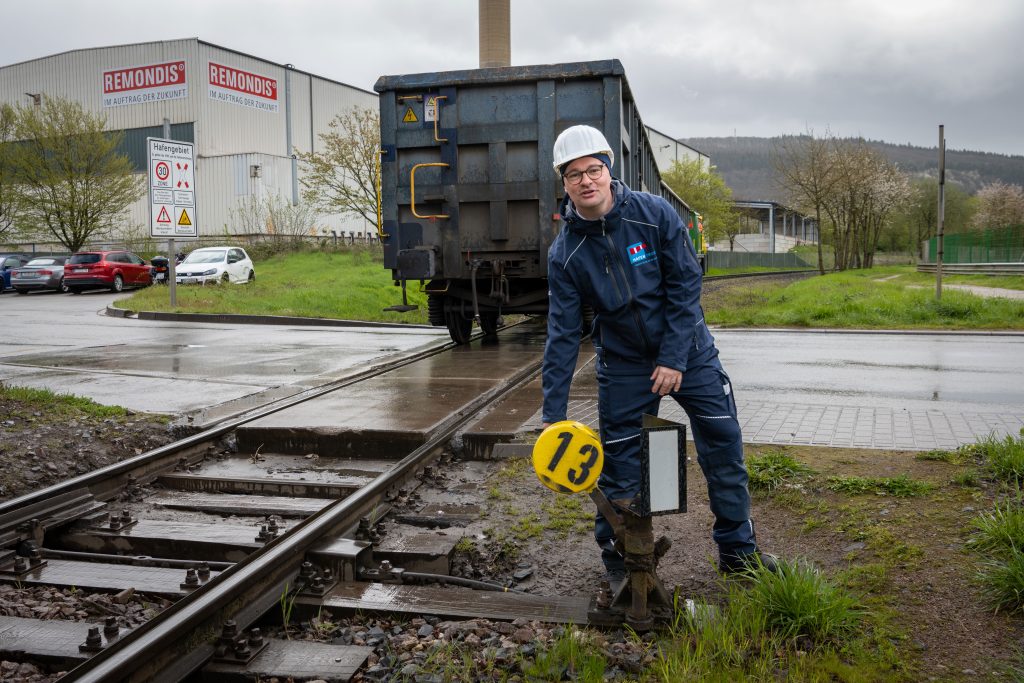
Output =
[{"x1": 176, "y1": 247, "x2": 255, "y2": 285}]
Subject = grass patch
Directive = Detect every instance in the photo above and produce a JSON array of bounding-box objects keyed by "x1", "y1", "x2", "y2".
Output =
[
  {"x1": 747, "y1": 449, "x2": 812, "y2": 491},
  {"x1": 540, "y1": 494, "x2": 593, "y2": 537},
  {"x1": 974, "y1": 431, "x2": 1024, "y2": 486},
  {"x1": 916, "y1": 448, "x2": 970, "y2": 465},
  {"x1": 653, "y1": 560, "x2": 896, "y2": 680},
  {"x1": 977, "y1": 553, "x2": 1024, "y2": 614},
  {"x1": 704, "y1": 265, "x2": 1024, "y2": 330},
  {"x1": 118, "y1": 248, "x2": 431, "y2": 324},
  {"x1": 826, "y1": 474, "x2": 933, "y2": 497},
  {"x1": 967, "y1": 498, "x2": 1024, "y2": 613},
  {"x1": 0, "y1": 383, "x2": 129, "y2": 419},
  {"x1": 968, "y1": 500, "x2": 1024, "y2": 555},
  {"x1": 741, "y1": 560, "x2": 863, "y2": 641}
]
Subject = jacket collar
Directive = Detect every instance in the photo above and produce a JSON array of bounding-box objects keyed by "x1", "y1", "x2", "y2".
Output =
[{"x1": 560, "y1": 180, "x2": 630, "y2": 236}]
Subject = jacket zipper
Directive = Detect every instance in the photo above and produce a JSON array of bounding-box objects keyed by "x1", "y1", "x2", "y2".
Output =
[{"x1": 603, "y1": 226, "x2": 654, "y2": 356}]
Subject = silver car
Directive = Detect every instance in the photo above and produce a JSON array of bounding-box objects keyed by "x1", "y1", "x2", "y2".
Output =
[{"x1": 11, "y1": 256, "x2": 70, "y2": 294}]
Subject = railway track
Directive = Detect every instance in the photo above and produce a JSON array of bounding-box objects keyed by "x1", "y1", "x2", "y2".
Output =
[
  {"x1": 0, "y1": 321, "x2": 562, "y2": 681},
  {"x1": 0, "y1": 270, "x2": 812, "y2": 681}
]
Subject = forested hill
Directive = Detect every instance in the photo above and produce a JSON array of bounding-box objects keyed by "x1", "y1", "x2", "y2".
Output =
[{"x1": 681, "y1": 136, "x2": 1024, "y2": 202}]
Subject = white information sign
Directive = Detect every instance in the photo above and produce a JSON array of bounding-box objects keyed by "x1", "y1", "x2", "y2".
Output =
[
  {"x1": 148, "y1": 138, "x2": 197, "y2": 238},
  {"x1": 424, "y1": 95, "x2": 438, "y2": 122}
]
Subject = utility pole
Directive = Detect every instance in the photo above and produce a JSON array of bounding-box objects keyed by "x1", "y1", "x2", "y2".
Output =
[{"x1": 935, "y1": 125, "x2": 945, "y2": 301}]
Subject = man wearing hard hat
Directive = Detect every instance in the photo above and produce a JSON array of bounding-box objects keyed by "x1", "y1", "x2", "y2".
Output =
[{"x1": 540, "y1": 125, "x2": 774, "y2": 583}]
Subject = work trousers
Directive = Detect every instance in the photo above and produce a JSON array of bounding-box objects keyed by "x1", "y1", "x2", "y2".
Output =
[{"x1": 594, "y1": 354, "x2": 756, "y2": 572}]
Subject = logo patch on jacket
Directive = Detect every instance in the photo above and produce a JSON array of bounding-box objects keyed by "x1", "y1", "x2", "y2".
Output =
[{"x1": 627, "y1": 241, "x2": 656, "y2": 266}]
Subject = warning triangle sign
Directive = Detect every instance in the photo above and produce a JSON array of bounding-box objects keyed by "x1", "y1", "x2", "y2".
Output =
[
  {"x1": 402, "y1": 107, "x2": 418, "y2": 123},
  {"x1": 157, "y1": 206, "x2": 171, "y2": 223},
  {"x1": 177, "y1": 208, "x2": 192, "y2": 226}
]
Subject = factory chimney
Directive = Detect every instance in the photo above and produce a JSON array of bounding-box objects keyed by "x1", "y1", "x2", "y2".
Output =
[{"x1": 479, "y1": 0, "x2": 511, "y2": 68}]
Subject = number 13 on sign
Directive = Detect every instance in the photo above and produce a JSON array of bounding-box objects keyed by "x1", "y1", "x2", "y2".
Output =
[{"x1": 531, "y1": 421, "x2": 604, "y2": 494}]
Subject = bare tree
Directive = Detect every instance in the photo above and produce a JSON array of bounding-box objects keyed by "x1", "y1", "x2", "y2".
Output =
[
  {"x1": 6, "y1": 97, "x2": 144, "y2": 253},
  {"x1": 772, "y1": 132, "x2": 840, "y2": 274},
  {"x1": 230, "y1": 193, "x2": 319, "y2": 243},
  {"x1": 296, "y1": 106, "x2": 381, "y2": 230}
]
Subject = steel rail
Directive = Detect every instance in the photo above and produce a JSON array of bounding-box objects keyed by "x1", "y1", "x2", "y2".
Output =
[
  {"x1": 0, "y1": 338, "x2": 458, "y2": 535},
  {"x1": 704, "y1": 269, "x2": 818, "y2": 281},
  {"x1": 64, "y1": 354, "x2": 545, "y2": 682}
]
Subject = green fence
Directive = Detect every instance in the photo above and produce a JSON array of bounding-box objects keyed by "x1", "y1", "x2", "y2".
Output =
[
  {"x1": 924, "y1": 225, "x2": 1024, "y2": 264},
  {"x1": 706, "y1": 250, "x2": 812, "y2": 270}
]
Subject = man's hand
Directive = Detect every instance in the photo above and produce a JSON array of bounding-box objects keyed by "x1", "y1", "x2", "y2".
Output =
[{"x1": 650, "y1": 366, "x2": 682, "y2": 396}]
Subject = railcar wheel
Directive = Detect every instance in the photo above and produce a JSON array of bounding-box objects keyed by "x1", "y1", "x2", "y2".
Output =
[
  {"x1": 445, "y1": 309, "x2": 473, "y2": 345},
  {"x1": 427, "y1": 294, "x2": 445, "y2": 327},
  {"x1": 479, "y1": 312, "x2": 501, "y2": 336}
]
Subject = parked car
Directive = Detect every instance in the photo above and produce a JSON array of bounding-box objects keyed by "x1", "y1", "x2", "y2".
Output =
[
  {"x1": 64, "y1": 250, "x2": 153, "y2": 293},
  {"x1": 0, "y1": 254, "x2": 30, "y2": 294},
  {"x1": 176, "y1": 247, "x2": 255, "y2": 285},
  {"x1": 11, "y1": 256, "x2": 71, "y2": 294}
]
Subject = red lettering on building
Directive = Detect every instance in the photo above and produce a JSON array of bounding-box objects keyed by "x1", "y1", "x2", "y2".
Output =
[
  {"x1": 207, "y1": 62, "x2": 278, "y2": 100},
  {"x1": 102, "y1": 61, "x2": 186, "y2": 94}
]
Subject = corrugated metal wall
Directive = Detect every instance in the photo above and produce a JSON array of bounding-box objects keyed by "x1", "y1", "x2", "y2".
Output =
[{"x1": 1, "y1": 38, "x2": 378, "y2": 240}]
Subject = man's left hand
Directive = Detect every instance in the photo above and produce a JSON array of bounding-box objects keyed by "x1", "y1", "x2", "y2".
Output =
[{"x1": 650, "y1": 366, "x2": 682, "y2": 396}]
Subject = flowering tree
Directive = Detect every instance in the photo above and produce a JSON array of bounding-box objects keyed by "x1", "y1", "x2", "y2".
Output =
[
  {"x1": 296, "y1": 106, "x2": 381, "y2": 231},
  {"x1": 972, "y1": 182, "x2": 1024, "y2": 230}
]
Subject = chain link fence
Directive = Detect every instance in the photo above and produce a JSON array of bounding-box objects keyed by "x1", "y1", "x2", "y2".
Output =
[
  {"x1": 706, "y1": 250, "x2": 812, "y2": 270},
  {"x1": 923, "y1": 225, "x2": 1024, "y2": 264}
]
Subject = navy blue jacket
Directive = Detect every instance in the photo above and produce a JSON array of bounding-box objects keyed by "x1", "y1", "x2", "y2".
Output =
[{"x1": 541, "y1": 180, "x2": 714, "y2": 423}]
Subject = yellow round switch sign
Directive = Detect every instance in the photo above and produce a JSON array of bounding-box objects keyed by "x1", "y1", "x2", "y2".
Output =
[{"x1": 532, "y1": 421, "x2": 604, "y2": 494}]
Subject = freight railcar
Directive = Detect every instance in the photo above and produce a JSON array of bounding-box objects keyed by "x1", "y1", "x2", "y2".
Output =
[{"x1": 375, "y1": 59, "x2": 692, "y2": 344}]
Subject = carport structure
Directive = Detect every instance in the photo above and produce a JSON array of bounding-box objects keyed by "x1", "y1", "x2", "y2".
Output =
[{"x1": 733, "y1": 200, "x2": 818, "y2": 253}]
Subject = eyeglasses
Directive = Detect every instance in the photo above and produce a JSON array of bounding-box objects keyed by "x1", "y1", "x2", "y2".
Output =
[{"x1": 562, "y1": 164, "x2": 606, "y2": 185}]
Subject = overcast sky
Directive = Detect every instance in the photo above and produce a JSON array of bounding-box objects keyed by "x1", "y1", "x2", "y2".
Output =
[{"x1": 3, "y1": 0, "x2": 1022, "y2": 155}]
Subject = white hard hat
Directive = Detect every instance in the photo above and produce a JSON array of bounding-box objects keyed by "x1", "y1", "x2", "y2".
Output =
[{"x1": 552, "y1": 125, "x2": 614, "y2": 174}]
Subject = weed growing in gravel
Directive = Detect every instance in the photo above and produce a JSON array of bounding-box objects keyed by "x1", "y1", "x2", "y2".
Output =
[
  {"x1": 951, "y1": 469, "x2": 981, "y2": 487},
  {"x1": 540, "y1": 495, "x2": 593, "y2": 537},
  {"x1": 510, "y1": 512, "x2": 543, "y2": 540},
  {"x1": 523, "y1": 626, "x2": 606, "y2": 682},
  {"x1": 826, "y1": 474, "x2": 933, "y2": 497},
  {"x1": 747, "y1": 449, "x2": 812, "y2": 491}
]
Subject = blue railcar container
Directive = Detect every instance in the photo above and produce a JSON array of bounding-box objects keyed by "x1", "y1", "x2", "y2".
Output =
[{"x1": 375, "y1": 59, "x2": 690, "y2": 344}]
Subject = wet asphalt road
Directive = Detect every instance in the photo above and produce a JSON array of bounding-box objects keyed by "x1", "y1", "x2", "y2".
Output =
[
  {"x1": 1, "y1": 289, "x2": 1021, "y2": 448},
  {"x1": 0, "y1": 289, "x2": 448, "y2": 413}
]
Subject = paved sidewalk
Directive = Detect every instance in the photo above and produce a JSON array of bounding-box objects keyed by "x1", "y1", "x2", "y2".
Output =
[{"x1": 528, "y1": 398, "x2": 1023, "y2": 452}]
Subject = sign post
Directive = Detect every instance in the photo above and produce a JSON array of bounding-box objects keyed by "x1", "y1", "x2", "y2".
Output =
[{"x1": 148, "y1": 137, "x2": 197, "y2": 306}]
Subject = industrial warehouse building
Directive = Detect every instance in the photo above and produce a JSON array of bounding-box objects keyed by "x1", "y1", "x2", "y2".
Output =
[{"x1": 0, "y1": 38, "x2": 378, "y2": 246}]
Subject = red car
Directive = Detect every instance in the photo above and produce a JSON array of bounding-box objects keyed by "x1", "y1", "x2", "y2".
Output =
[{"x1": 64, "y1": 250, "x2": 153, "y2": 294}]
